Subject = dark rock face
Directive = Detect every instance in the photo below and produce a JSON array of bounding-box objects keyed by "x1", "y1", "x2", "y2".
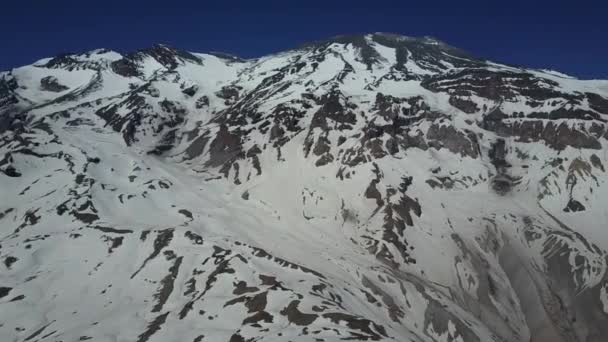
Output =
[
  {"x1": 40, "y1": 76, "x2": 69, "y2": 92},
  {"x1": 0, "y1": 74, "x2": 19, "y2": 109},
  {"x1": 304, "y1": 90, "x2": 357, "y2": 158},
  {"x1": 1, "y1": 165, "x2": 21, "y2": 177},
  {"x1": 422, "y1": 69, "x2": 568, "y2": 102},
  {"x1": 94, "y1": 83, "x2": 190, "y2": 146},
  {"x1": 142, "y1": 45, "x2": 201, "y2": 69},
  {"x1": 0, "y1": 108, "x2": 26, "y2": 134},
  {"x1": 564, "y1": 198, "x2": 586, "y2": 212},
  {"x1": 4, "y1": 256, "x2": 18, "y2": 268},
  {"x1": 449, "y1": 96, "x2": 479, "y2": 113},
  {"x1": 195, "y1": 95, "x2": 209, "y2": 109},
  {"x1": 426, "y1": 124, "x2": 479, "y2": 158},
  {"x1": 183, "y1": 133, "x2": 210, "y2": 160},
  {"x1": 0, "y1": 287, "x2": 12, "y2": 298},
  {"x1": 488, "y1": 139, "x2": 515, "y2": 195},
  {"x1": 111, "y1": 58, "x2": 141, "y2": 78},
  {"x1": 39, "y1": 50, "x2": 112, "y2": 71},
  {"x1": 373, "y1": 93, "x2": 428, "y2": 122},
  {"x1": 205, "y1": 125, "x2": 243, "y2": 168},
  {"x1": 181, "y1": 84, "x2": 198, "y2": 97},
  {"x1": 419, "y1": 68, "x2": 607, "y2": 152},
  {"x1": 95, "y1": 93, "x2": 148, "y2": 144},
  {"x1": 138, "y1": 45, "x2": 202, "y2": 69},
  {"x1": 215, "y1": 85, "x2": 242, "y2": 105},
  {"x1": 42, "y1": 54, "x2": 81, "y2": 69},
  {"x1": 110, "y1": 44, "x2": 203, "y2": 78},
  {"x1": 590, "y1": 154, "x2": 605, "y2": 171},
  {"x1": 586, "y1": 93, "x2": 608, "y2": 114},
  {"x1": 491, "y1": 119, "x2": 601, "y2": 150},
  {"x1": 480, "y1": 107, "x2": 603, "y2": 150}
]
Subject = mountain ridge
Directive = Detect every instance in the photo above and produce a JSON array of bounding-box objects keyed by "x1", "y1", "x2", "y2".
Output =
[{"x1": 8, "y1": 33, "x2": 587, "y2": 80}]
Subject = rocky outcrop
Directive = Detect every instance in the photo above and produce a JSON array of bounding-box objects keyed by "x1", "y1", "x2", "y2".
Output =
[{"x1": 40, "y1": 76, "x2": 69, "y2": 92}]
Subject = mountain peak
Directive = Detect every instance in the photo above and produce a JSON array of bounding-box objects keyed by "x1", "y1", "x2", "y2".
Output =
[
  {"x1": 310, "y1": 32, "x2": 455, "y2": 50},
  {"x1": 296, "y1": 32, "x2": 481, "y2": 72}
]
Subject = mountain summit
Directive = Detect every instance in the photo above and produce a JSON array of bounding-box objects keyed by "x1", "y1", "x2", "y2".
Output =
[{"x1": 2, "y1": 34, "x2": 608, "y2": 342}]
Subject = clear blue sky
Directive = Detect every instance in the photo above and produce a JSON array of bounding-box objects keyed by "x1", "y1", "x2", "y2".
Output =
[{"x1": 2, "y1": 0, "x2": 607, "y2": 79}]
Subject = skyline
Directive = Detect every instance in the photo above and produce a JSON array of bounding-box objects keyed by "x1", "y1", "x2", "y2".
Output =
[{"x1": 2, "y1": 0, "x2": 607, "y2": 79}]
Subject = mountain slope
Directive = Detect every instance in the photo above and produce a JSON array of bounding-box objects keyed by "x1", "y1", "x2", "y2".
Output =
[{"x1": 1, "y1": 33, "x2": 608, "y2": 342}]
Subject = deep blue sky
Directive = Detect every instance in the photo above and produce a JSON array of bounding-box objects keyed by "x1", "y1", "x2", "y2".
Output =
[{"x1": 2, "y1": 0, "x2": 607, "y2": 79}]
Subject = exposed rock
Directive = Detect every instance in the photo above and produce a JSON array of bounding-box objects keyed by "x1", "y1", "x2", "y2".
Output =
[
  {"x1": 195, "y1": 95, "x2": 209, "y2": 109},
  {"x1": 40, "y1": 76, "x2": 68, "y2": 92},
  {"x1": 564, "y1": 198, "x2": 586, "y2": 212},
  {"x1": 427, "y1": 124, "x2": 479, "y2": 158},
  {"x1": 111, "y1": 58, "x2": 141, "y2": 77},
  {"x1": 0, "y1": 287, "x2": 11, "y2": 298},
  {"x1": 280, "y1": 300, "x2": 317, "y2": 326},
  {"x1": 205, "y1": 124, "x2": 243, "y2": 168},
  {"x1": 182, "y1": 84, "x2": 199, "y2": 97},
  {"x1": 590, "y1": 154, "x2": 605, "y2": 172}
]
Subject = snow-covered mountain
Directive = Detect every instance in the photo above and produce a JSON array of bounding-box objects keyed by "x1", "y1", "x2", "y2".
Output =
[{"x1": 2, "y1": 33, "x2": 608, "y2": 342}]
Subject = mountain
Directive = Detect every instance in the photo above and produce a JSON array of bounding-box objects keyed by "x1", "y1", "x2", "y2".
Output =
[{"x1": 1, "y1": 33, "x2": 608, "y2": 342}]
